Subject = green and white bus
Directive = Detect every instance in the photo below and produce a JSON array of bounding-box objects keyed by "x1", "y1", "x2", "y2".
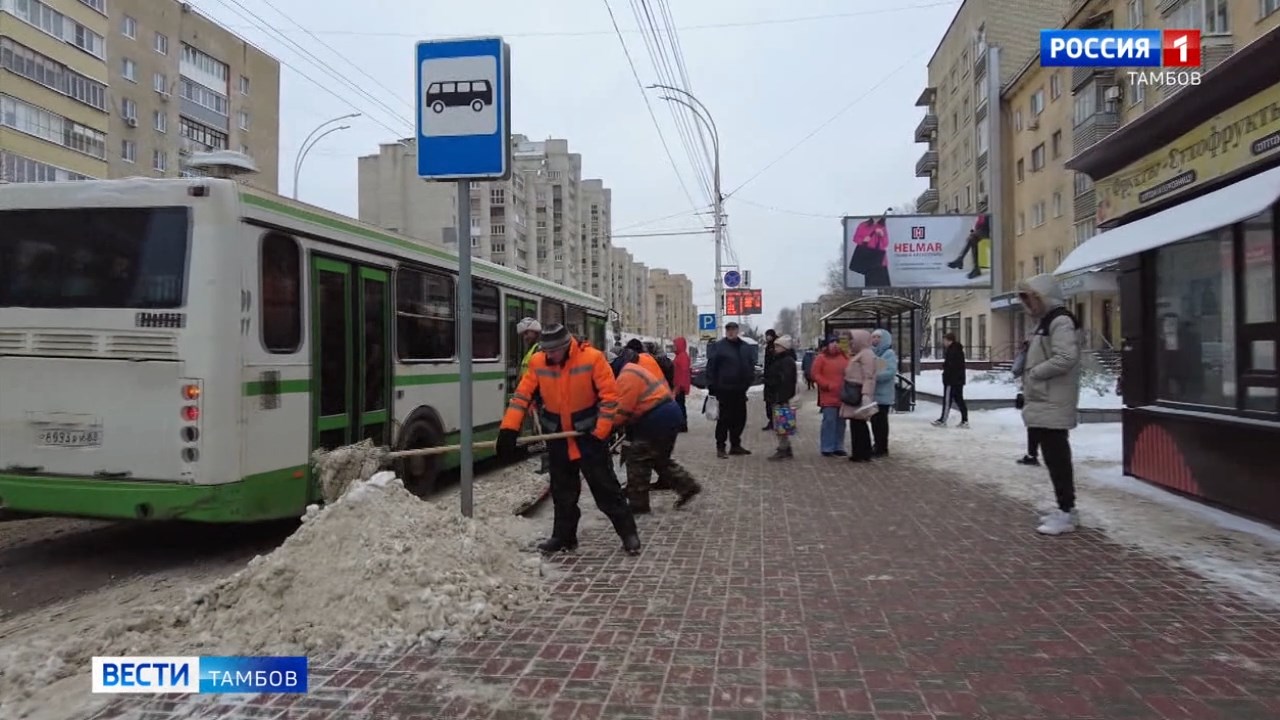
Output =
[{"x1": 0, "y1": 177, "x2": 610, "y2": 522}]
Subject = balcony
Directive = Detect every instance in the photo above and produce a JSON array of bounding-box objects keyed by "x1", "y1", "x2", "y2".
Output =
[
  {"x1": 914, "y1": 114, "x2": 938, "y2": 143},
  {"x1": 1072, "y1": 111, "x2": 1120, "y2": 155},
  {"x1": 1074, "y1": 188, "x2": 1096, "y2": 223},
  {"x1": 973, "y1": 44, "x2": 987, "y2": 76},
  {"x1": 917, "y1": 188, "x2": 940, "y2": 213},
  {"x1": 1072, "y1": 66, "x2": 1115, "y2": 91},
  {"x1": 915, "y1": 150, "x2": 938, "y2": 177},
  {"x1": 976, "y1": 149, "x2": 988, "y2": 171},
  {"x1": 914, "y1": 87, "x2": 936, "y2": 107}
]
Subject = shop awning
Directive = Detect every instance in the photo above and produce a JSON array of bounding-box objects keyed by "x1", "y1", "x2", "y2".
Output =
[{"x1": 1055, "y1": 165, "x2": 1280, "y2": 276}]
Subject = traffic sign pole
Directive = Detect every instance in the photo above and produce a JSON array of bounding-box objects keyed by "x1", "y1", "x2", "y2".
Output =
[{"x1": 417, "y1": 36, "x2": 511, "y2": 518}]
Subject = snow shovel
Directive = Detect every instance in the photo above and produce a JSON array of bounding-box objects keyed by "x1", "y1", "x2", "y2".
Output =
[
  {"x1": 515, "y1": 433, "x2": 625, "y2": 517},
  {"x1": 312, "y1": 431, "x2": 580, "y2": 504}
]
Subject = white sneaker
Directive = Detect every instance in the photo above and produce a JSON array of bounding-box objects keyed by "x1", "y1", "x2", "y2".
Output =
[
  {"x1": 931, "y1": 420, "x2": 946, "y2": 427},
  {"x1": 1036, "y1": 509, "x2": 1077, "y2": 535},
  {"x1": 1039, "y1": 508, "x2": 1079, "y2": 524},
  {"x1": 957, "y1": 421, "x2": 970, "y2": 429}
]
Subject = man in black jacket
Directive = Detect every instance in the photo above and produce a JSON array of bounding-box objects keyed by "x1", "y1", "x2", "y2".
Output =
[
  {"x1": 761, "y1": 329, "x2": 777, "y2": 430},
  {"x1": 706, "y1": 321, "x2": 755, "y2": 458},
  {"x1": 933, "y1": 332, "x2": 970, "y2": 428}
]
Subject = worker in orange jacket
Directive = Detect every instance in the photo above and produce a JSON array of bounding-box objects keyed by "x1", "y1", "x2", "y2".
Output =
[
  {"x1": 610, "y1": 350, "x2": 702, "y2": 514},
  {"x1": 497, "y1": 324, "x2": 641, "y2": 555}
]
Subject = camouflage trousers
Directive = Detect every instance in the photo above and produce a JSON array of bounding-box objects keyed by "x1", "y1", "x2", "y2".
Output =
[{"x1": 624, "y1": 433, "x2": 699, "y2": 513}]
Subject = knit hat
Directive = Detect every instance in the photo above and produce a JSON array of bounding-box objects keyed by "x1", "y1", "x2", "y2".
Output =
[
  {"x1": 775, "y1": 335, "x2": 793, "y2": 350},
  {"x1": 625, "y1": 338, "x2": 645, "y2": 353},
  {"x1": 539, "y1": 323, "x2": 571, "y2": 352},
  {"x1": 516, "y1": 317, "x2": 541, "y2": 334}
]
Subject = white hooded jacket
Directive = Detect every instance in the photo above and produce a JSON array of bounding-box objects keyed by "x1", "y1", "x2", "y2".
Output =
[{"x1": 1018, "y1": 273, "x2": 1082, "y2": 429}]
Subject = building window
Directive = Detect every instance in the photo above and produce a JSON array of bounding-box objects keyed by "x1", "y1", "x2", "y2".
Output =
[
  {"x1": 238, "y1": 110, "x2": 250, "y2": 130},
  {"x1": 1265, "y1": 0, "x2": 1280, "y2": 18},
  {"x1": 79, "y1": 0, "x2": 105, "y2": 13},
  {"x1": 1155, "y1": 230, "x2": 1236, "y2": 408},
  {"x1": 121, "y1": 139, "x2": 135, "y2": 162},
  {"x1": 1014, "y1": 109, "x2": 1022, "y2": 131},
  {"x1": 1073, "y1": 88, "x2": 1096, "y2": 126},
  {"x1": 1050, "y1": 72, "x2": 1061, "y2": 99},
  {"x1": 72, "y1": 23, "x2": 104, "y2": 58},
  {"x1": 0, "y1": 95, "x2": 106, "y2": 159},
  {"x1": 1031, "y1": 144, "x2": 1046, "y2": 171},
  {"x1": 1018, "y1": 260, "x2": 1025, "y2": 279},
  {"x1": 1167, "y1": 0, "x2": 1229, "y2": 34},
  {"x1": 121, "y1": 14, "x2": 136, "y2": 38},
  {"x1": 260, "y1": 233, "x2": 302, "y2": 353},
  {"x1": 1055, "y1": 248, "x2": 1064, "y2": 269},
  {"x1": 179, "y1": 77, "x2": 229, "y2": 116},
  {"x1": 1073, "y1": 172, "x2": 1093, "y2": 197},
  {"x1": 0, "y1": 38, "x2": 107, "y2": 111},
  {"x1": 0, "y1": 150, "x2": 93, "y2": 182},
  {"x1": 1074, "y1": 219, "x2": 1096, "y2": 246},
  {"x1": 1016, "y1": 211, "x2": 1025, "y2": 235},
  {"x1": 965, "y1": 185, "x2": 972, "y2": 207},
  {"x1": 122, "y1": 57, "x2": 136, "y2": 81},
  {"x1": 1032, "y1": 201, "x2": 1045, "y2": 227},
  {"x1": 1033, "y1": 255, "x2": 1045, "y2": 274},
  {"x1": 180, "y1": 43, "x2": 230, "y2": 86},
  {"x1": 1051, "y1": 130, "x2": 1062, "y2": 159},
  {"x1": 180, "y1": 117, "x2": 228, "y2": 151},
  {"x1": 153, "y1": 110, "x2": 166, "y2": 132},
  {"x1": 154, "y1": 32, "x2": 168, "y2": 55},
  {"x1": 239, "y1": 75, "x2": 250, "y2": 95},
  {"x1": 152, "y1": 148, "x2": 167, "y2": 171},
  {"x1": 239, "y1": 143, "x2": 249, "y2": 155},
  {"x1": 1030, "y1": 89, "x2": 1045, "y2": 115},
  {"x1": 1052, "y1": 191, "x2": 1063, "y2": 217},
  {"x1": 396, "y1": 267, "x2": 455, "y2": 360},
  {"x1": 121, "y1": 97, "x2": 136, "y2": 120},
  {"x1": 153, "y1": 72, "x2": 167, "y2": 93},
  {"x1": 1016, "y1": 158, "x2": 1025, "y2": 182}
]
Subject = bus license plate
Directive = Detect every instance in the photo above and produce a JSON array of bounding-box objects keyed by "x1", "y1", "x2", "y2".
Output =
[{"x1": 35, "y1": 426, "x2": 103, "y2": 448}]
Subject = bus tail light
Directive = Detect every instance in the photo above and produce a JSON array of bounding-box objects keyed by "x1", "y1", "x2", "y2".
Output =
[{"x1": 180, "y1": 379, "x2": 202, "y2": 463}]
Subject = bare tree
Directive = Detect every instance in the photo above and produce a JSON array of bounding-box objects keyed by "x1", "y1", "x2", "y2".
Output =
[{"x1": 774, "y1": 307, "x2": 800, "y2": 338}]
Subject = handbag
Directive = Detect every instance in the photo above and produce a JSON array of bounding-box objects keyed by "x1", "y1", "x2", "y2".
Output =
[
  {"x1": 772, "y1": 404, "x2": 797, "y2": 436},
  {"x1": 840, "y1": 381, "x2": 863, "y2": 406},
  {"x1": 702, "y1": 395, "x2": 719, "y2": 421}
]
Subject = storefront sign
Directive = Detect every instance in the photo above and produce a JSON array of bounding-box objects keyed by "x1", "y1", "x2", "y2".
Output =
[{"x1": 1095, "y1": 81, "x2": 1280, "y2": 224}]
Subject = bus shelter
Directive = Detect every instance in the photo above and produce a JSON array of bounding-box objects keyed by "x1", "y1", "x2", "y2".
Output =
[{"x1": 819, "y1": 296, "x2": 923, "y2": 412}]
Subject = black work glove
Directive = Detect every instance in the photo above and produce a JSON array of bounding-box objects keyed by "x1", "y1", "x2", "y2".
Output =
[{"x1": 495, "y1": 429, "x2": 519, "y2": 459}]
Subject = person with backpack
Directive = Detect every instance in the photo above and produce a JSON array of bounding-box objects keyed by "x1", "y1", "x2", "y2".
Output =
[
  {"x1": 801, "y1": 344, "x2": 817, "y2": 391},
  {"x1": 1017, "y1": 274, "x2": 1083, "y2": 536}
]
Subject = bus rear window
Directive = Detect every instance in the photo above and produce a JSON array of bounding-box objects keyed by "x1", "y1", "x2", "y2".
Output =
[{"x1": 0, "y1": 206, "x2": 190, "y2": 309}]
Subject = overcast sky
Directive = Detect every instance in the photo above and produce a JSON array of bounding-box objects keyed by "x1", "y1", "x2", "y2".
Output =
[{"x1": 200, "y1": 0, "x2": 960, "y2": 325}]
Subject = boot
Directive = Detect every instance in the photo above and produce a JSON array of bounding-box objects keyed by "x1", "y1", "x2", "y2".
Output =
[
  {"x1": 621, "y1": 533, "x2": 642, "y2": 556},
  {"x1": 716, "y1": 446, "x2": 729, "y2": 459},
  {"x1": 674, "y1": 483, "x2": 702, "y2": 509},
  {"x1": 767, "y1": 448, "x2": 793, "y2": 460},
  {"x1": 967, "y1": 267, "x2": 981, "y2": 279},
  {"x1": 761, "y1": 422, "x2": 773, "y2": 431},
  {"x1": 1017, "y1": 454, "x2": 1040, "y2": 466},
  {"x1": 537, "y1": 455, "x2": 550, "y2": 475},
  {"x1": 946, "y1": 257, "x2": 964, "y2": 269},
  {"x1": 537, "y1": 537, "x2": 577, "y2": 554},
  {"x1": 729, "y1": 446, "x2": 751, "y2": 456}
]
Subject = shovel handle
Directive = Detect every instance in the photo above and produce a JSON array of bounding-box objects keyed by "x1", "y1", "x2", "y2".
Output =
[{"x1": 384, "y1": 431, "x2": 582, "y2": 459}]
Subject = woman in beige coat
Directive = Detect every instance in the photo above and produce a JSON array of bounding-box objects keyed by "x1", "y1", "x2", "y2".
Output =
[{"x1": 839, "y1": 329, "x2": 878, "y2": 462}]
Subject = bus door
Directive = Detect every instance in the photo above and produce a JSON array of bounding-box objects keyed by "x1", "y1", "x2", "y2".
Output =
[
  {"x1": 504, "y1": 294, "x2": 538, "y2": 397},
  {"x1": 310, "y1": 257, "x2": 393, "y2": 453}
]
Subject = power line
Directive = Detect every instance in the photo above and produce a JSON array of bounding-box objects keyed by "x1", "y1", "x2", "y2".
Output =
[
  {"x1": 614, "y1": 206, "x2": 711, "y2": 232},
  {"x1": 601, "y1": 0, "x2": 702, "y2": 214},
  {"x1": 733, "y1": 196, "x2": 842, "y2": 219},
  {"x1": 612, "y1": 229, "x2": 714, "y2": 238},
  {"x1": 223, "y1": 3, "x2": 961, "y2": 39},
  {"x1": 725, "y1": 49, "x2": 928, "y2": 198}
]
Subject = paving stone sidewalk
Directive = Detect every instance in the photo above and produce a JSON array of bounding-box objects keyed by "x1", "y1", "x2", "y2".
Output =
[{"x1": 101, "y1": 404, "x2": 1280, "y2": 720}]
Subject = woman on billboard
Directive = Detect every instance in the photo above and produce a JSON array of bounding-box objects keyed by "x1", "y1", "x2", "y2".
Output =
[
  {"x1": 847, "y1": 214, "x2": 891, "y2": 287},
  {"x1": 945, "y1": 212, "x2": 989, "y2": 280}
]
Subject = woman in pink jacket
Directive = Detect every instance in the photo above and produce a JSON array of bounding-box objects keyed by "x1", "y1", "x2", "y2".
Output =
[
  {"x1": 810, "y1": 337, "x2": 850, "y2": 456},
  {"x1": 839, "y1": 329, "x2": 879, "y2": 462}
]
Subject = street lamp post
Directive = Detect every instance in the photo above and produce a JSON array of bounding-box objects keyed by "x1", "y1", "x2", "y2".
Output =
[
  {"x1": 292, "y1": 113, "x2": 360, "y2": 199},
  {"x1": 647, "y1": 85, "x2": 723, "y2": 337}
]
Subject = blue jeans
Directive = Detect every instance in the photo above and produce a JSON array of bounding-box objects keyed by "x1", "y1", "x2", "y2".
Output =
[{"x1": 820, "y1": 406, "x2": 845, "y2": 454}]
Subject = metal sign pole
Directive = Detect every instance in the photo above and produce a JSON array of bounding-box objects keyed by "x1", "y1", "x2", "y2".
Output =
[{"x1": 457, "y1": 179, "x2": 474, "y2": 518}]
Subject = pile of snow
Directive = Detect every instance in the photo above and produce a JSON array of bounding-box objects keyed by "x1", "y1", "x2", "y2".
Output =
[
  {"x1": 913, "y1": 368, "x2": 1121, "y2": 409},
  {"x1": 0, "y1": 465, "x2": 550, "y2": 718},
  {"x1": 894, "y1": 403, "x2": 1280, "y2": 608}
]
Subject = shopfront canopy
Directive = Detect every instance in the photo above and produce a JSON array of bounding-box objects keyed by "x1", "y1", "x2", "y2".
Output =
[{"x1": 1056, "y1": 165, "x2": 1280, "y2": 276}]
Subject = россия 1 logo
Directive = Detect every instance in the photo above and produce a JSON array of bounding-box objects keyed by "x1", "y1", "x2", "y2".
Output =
[{"x1": 1040, "y1": 29, "x2": 1202, "y2": 89}]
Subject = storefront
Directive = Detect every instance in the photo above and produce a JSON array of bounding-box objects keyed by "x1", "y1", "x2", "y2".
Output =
[{"x1": 1061, "y1": 28, "x2": 1280, "y2": 525}]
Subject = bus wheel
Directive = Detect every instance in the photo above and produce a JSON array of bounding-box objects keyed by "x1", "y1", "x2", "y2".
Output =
[
  {"x1": 395, "y1": 415, "x2": 444, "y2": 498},
  {"x1": 471, "y1": 99, "x2": 484, "y2": 111},
  {"x1": 432, "y1": 100, "x2": 445, "y2": 113}
]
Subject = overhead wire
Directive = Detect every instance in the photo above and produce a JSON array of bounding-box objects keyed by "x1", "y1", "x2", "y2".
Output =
[
  {"x1": 197, "y1": 0, "x2": 411, "y2": 137},
  {"x1": 655, "y1": 0, "x2": 716, "y2": 185},
  {"x1": 223, "y1": 3, "x2": 962, "y2": 39},
  {"x1": 601, "y1": 0, "x2": 702, "y2": 215}
]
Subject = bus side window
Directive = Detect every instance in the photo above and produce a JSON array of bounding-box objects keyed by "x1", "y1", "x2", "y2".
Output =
[
  {"x1": 472, "y1": 280, "x2": 501, "y2": 359},
  {"x1": 261, "y1": 232, "x2": 301, "y2": 353}
]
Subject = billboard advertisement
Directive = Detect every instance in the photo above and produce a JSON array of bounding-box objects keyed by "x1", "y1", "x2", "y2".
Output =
[{"x1": 842, "y1": 213, "x2": 992, "y2": 289}]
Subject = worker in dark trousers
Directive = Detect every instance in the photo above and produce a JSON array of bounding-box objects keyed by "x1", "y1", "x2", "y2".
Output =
[
  {"x1": 498, "y1": 324, "x2": 641, "y2": 556},
  {"x1": 611, "y1": 351, "x2": 701, "y2": 513},
  {"x1": 761, "y1": 329, "x2": 778, "y2": 430}
]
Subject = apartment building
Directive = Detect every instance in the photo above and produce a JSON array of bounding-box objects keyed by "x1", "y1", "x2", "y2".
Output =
[
  {"x1": 1, "y1": 0, "x2": 110, "y2": 182},
  {"x1": 580, "y1": 178, "x2": 614, "y2": 309},
  {"x1": 646, "y1": 268, "x2": 696, "y2": 340},
  {"x1": 913, "y1": 0, "x2": 1070, "y2": 360},
  {"x1": 106, "y1": 0, "x2": 279, "y2": 191}
]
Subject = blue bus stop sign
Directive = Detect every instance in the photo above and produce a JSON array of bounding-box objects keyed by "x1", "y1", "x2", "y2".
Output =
[
  {"x1": 416, "y1": 37, "x2": 511, "y2": 180},
  {"x1": 723, "y1": 270, "x2": 741, "y2": 288}
]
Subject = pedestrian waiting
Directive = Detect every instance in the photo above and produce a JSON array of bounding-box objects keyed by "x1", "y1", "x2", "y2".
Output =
[
  {"x1": 840, "y1": 329, "x2": 880, "y2": 463},
  {"x1": 869, "y1": 328, "x2": 898, "y2": 456},
  {"x1": 705, "y1": 321, "x2": 755, "y2": 458},
  {"x1": 811, "y1": 336, "x2": 849, "y2": 457},
  {"x1": 765, "y1": 335, "x2": 799, "y2": 460}
]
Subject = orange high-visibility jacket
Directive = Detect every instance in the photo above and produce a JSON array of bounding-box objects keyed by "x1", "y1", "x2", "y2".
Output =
[
  {"x1": 635, "y1": 352, "x2": 663, "y2": 382},
  {"x1": 614, "y1": 363, "x2": 674, "y2": 427},
  {"x1": 501, "y1": 339, "x2": 618, "y2": 459}
]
